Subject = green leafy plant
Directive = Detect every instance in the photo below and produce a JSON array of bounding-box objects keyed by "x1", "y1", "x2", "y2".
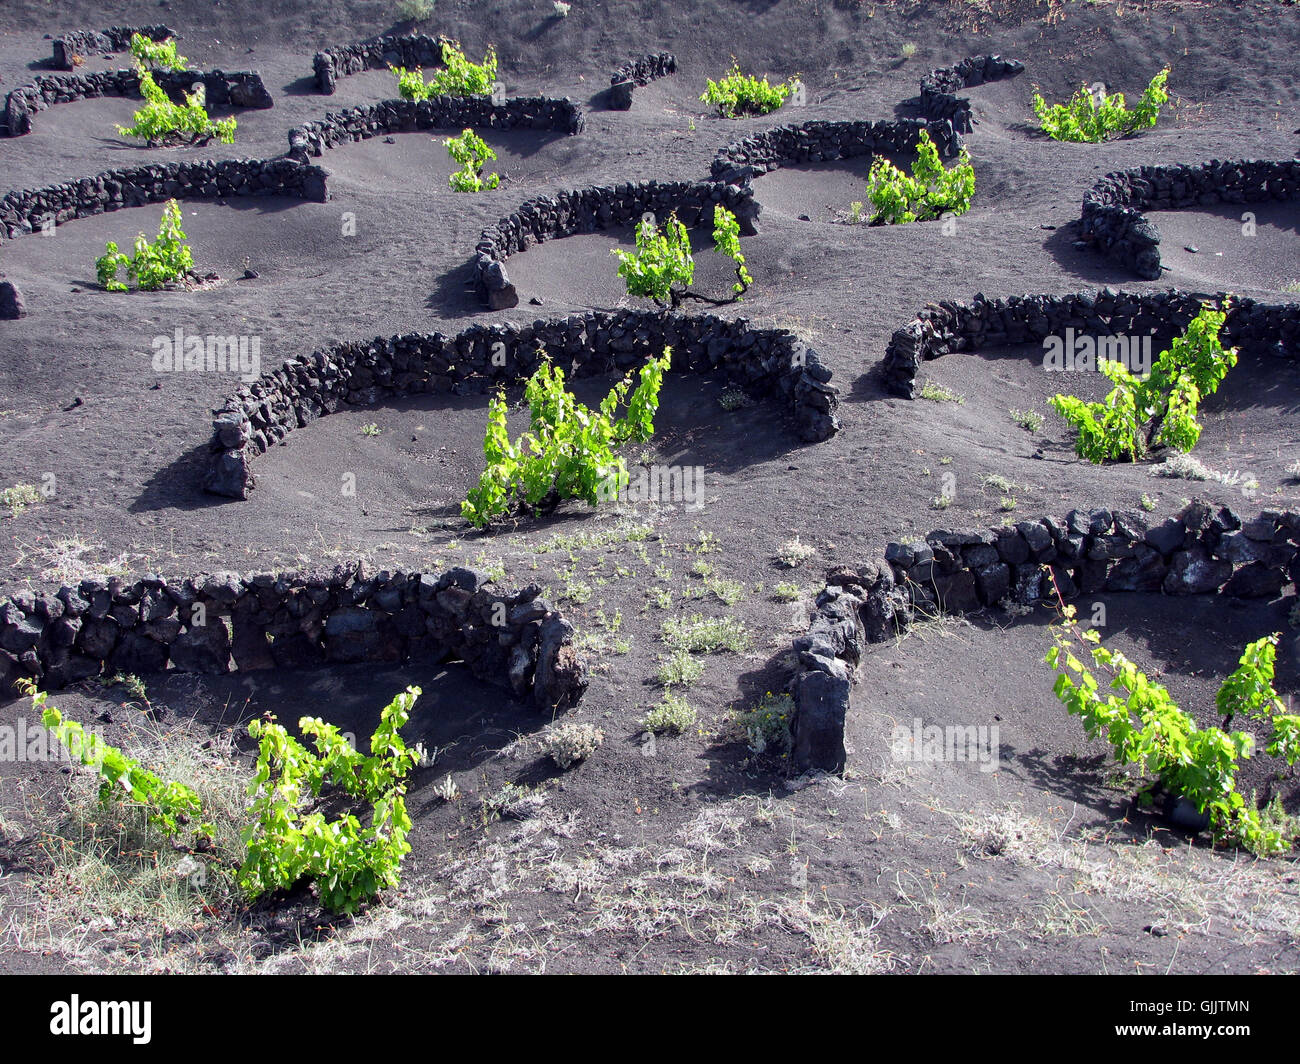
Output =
[
  {"x1": 461, "y1": 348, "x2": 672, "y2": 527},
  {"x1": 1049, "y1": 303, "x2": 1237, "y2": 463},
  {"x1": 118, "y1": 68, "x2": 235, "y2": 145},
  {"x1": 700, "y1": 62, "x2": 796, "y2": 116},
  {"x1": 1, "y1": 483, "x2": 43, "y2": 517},
  {"x1": 129, "y1": 32, "x2": 188, "y2": 71},
  {"x1": 711, "y1": 203, "x2": 752, "y2": 297},
  {"x1": 657, "y1": 648, "x2": 705, "y2": 687},
  {"x1": 444, "y1": 128, "x2": 500, "y2": 191},
  {"x1": 864, "y1": 128, "x2": 974, "y2": 225},
  {"x1": 1046, "y1": 606, "x2": 1300, "y2": 855},
  {"x1": 661, "y1": 614, "x2": 749, "y2": 654},
  {"x1": 644, "y1": 694, "x2": 697, "y2": 735},
  {"x1": 392, "y1": 40, "x2": 498, "y2": 99},
  {"x1": 612, "y1": 213, "x2": 693, "y2": 305},
  {"x1": 20, "y1": 681, "x2": 205, "y2": 841},
  {"x1": 611, "y1": 206, "x2": 751, "y2": 307},
  {"x1": 736, "y1": 691, "x2": 794, "y2": 758},
  {"x1": 539, "y1": 721, "x2": 603, "y2": 769},
  {"x1": 1033, "y1": 67, "x2": 1170, "y2": 142},
  {"x1": 237, "y1": 686, "x2": 422, "y2": 914},
  {"x1": 96, "y1": 199, "x2": 194, "y2": 292}
]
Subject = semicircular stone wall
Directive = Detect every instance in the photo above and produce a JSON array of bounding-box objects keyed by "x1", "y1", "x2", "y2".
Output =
[
  {"x1": 203, "y1": 309, "x2": 841, "y2": 498},
  {"x1": 3, "y1": 69, "x2": 273, "y2": 138},
  {"x1": 789, "y1": 501, "x2": 1300, "y2": 773},
  {"x1": 708, "y1": 117, "x2": 962, "y2": 185},
  {"x1": 881, "y1": 287, "x2": 1300, "y2": 398},
  {"x1": 286, "y1": 94, "x2": 584, "y2": 161},
  {"x1": 0, "y1": 158, "x2": 328, "y2": 240},
  {"x1": 312, "y1": 32, "x2": 454, "y2": 94},
  {"x1": 50, "y1": 25, "x2": 175, "y2": 70},
  {"x1": 608, "y1": 52, "x2": 677, "y2": 109},
  {"x1": 0, "y1": 562, "x2": 588, "y2": 712},
  {"x1": 1081, "y1": 159, "x2": 1300, "y2": 279},
  {"x1": 473, "y1": 178, "x2": 756, "y2": 308},
  {"x1": 918, "y1": 54, "x2": 1024, "y2": 134}
]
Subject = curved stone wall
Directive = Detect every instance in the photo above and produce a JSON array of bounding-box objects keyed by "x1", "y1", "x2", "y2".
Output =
[
  {"x1": 0, "y1": 563, "x2": 588, "y2": 712},
  {"x1": 1080, "y1": 159, "x2": 1300, "y2": 279},
  {"x1": 709, "y1": 117, "x2": 962, "y2": 185},
  {"x1": 50, "y1": 25, "x2": 175, "y2": 70},
  {"x1": 918, "y1": 54, "x2": 1024, "y2": 134},
  {"x1": 608, "y1": 52, "x2": 677, "y2": 109},
  {"x1": 473, "y1": 179, "x2": 756, "y2": 309},
  {"x1": 790, "y1": 502, "x2": 1300, "y2": 772},
  {"x1": 0, "y1": 158, "x2": 328, "y2": 240},
  {"x1": 285, "y1": 95, "x2": 584, "y2": 160},
  {"x1": 3, "y1": 69, "x2": 273, "y2": 138},
  {"x1": 203, "y1": 309, "x2": 840, "y2": 499},
  {"x1": 881, "y1": 287, "x2": 1300, "y2": 398},
  {"x1": 312, "y1": 32, "x2": 453, "y2": 94}
]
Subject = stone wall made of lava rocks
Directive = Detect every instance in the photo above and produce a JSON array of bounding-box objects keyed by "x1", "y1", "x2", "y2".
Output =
[
  {"x1": 0, "y1": 563, "x2": 588, "y2": 712},
  {"x1": 2, "y1": 69, "x2": 273, "y2": 138},
  {"x1": 0, "y1": 158, "x2": 329, "y2": 240},
  {"x1": 881, "y1": 287, "x2": 1300, "y2": 398},
  {"x1": 286, "y1": 94, "x2": 584, "y2": 160},
  {"x1": 789, "y1": 502, "x2": 1300, "y2": 773},
  {"x1": 709, "y1": 117, "x2": 962, "y2": 185},
  {"x1": 312, "y1": 33, "x2": 452, "y2": 94},
  {"x1": 918, "y1": 54, "x2": 1024, "y2": 134},
  {"x1": 50, "y1": 25, "x2": 176, "y2": 70},
  {"x1": 203, "y1": 309, "x2": 840, "y2": 499},
  {"x1": 1081, "y1": 159, "x2": 1300, "y2": 279},
  {"x1": 608, "y1": 52, "x2": 678, "y2": 109},
  {"x1": 473, "y1": 179, "x2": 757, "y2": 310}
]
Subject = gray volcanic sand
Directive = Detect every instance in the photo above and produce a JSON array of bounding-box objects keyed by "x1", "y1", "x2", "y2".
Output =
[{"x1": 1, "y1": 0, "x2": 1300, "y2": 975}]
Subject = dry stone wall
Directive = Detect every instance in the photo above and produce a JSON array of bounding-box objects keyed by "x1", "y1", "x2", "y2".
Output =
[
  {"x1": 1081, "y1": 159, "x2": 1300, "y2": 279},
  {"x1": 0, "y1": 563, "x2": 588, "y2": 713},
  {"x1": 881, "y1": 287, "x2": 1300, "y2": 398},
  {"x1": 0, "y1": 158, "x2": 328, "y2": 240},
  {"x1": 50, "y1": 25, "x2": 175, "y2": 70},
  {"x1": 473, "y1": 179, "x2": 755, "y2": 309},
  {"x1": 789, "y1": 502, "x2": 1300, "y2": 772},
  {"x1": 918, "y1": 54, "x2": 1024, "y2": 134},
  {"x1": 3, "y1": 69, "x2": 273, "y2": 138},
  {"x1": 286, "y1": 95, "x2": 583, "y2": 160},
  {"x1": 203, "y1": 309, "x2": 841, "y2": 499}
]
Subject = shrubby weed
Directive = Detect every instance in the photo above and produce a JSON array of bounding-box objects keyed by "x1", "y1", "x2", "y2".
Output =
[
  {"x1": 644, "y1": 694, "x2": 697, "y2": 734},
  {"x1": 539, "y1": 721, "x2": 604, "y2": 769}
]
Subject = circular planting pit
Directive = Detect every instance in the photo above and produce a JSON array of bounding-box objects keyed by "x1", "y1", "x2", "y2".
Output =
[
  {"x1": 1079, "y1": 158, "x2": 1300, "y2": 279},
  {"x1": 311, "y1": 125, "x2": 583, "y2": 196},
  {"x1": 917, "y1": 54, "x2": 1025, "y2": 133},
  {"x1": 788, "y1": 503, "x2": 1300, "y2": 775},
  {"x1": 1, "y1": 69, "x2": 272, "y2": 139},
  {"x1": 203, "y1": 309, "x2": 840, "y2": 498}
]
